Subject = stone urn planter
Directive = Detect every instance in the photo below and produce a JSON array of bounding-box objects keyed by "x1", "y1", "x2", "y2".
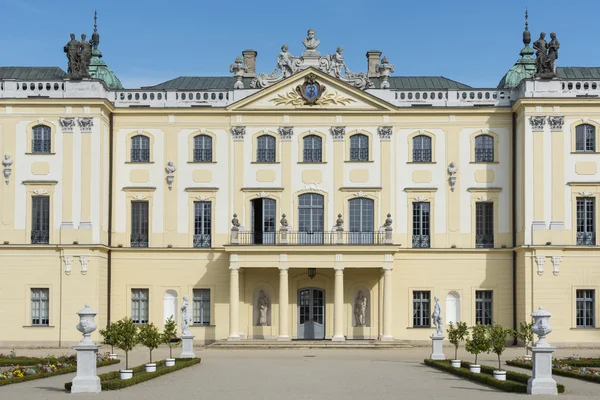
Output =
[
  {"x1": 166, "y1": 358, "x2": 175, "y2": 367},
  {"x1": 145, "y1": 363, "x2": 156, "y2": 373},
  {"x1": 108, "y1": 353, "x2": 118, "y2": 360},
  {"x1": 120, "y1": 370, "x2": 133, "y2": 380},
  {"x1": 450, "y1": 360, "x2": 461, "y2": 368},
  {"x1": 493, "y1": 370, "x2": 507, "y2": 381},
  {"x1": 469, "y1": 364, "x2": 481, "y2": 374}
]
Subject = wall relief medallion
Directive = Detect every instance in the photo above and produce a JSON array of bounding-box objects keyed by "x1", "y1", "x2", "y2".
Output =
[
  {"x1": 269, "y1": 74, "x2": 356, "y2": 107},
  {"x1": 296, "y1": 73, "x2": 324, "y2": 105}
]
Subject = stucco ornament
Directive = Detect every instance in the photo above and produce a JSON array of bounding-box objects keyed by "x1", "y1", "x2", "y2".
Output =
[
  {"x1": 529, "y1": 116, "x2": 546, "y2": 130},
  {"x1": 33, "y1": 189, "x2": 48, "y2": 195},
  {"x1": 80, "y1": 255, "x2": 89, "y2": 275},
  {"x1": 432, "y1": 296, "x2": 443, "y2": 336},
  {"x1": 377, "y1": 126, "x2": 393, "y2": 140},
  {"x1": 548, "y1": 116, "x2": 564, "y2": 130},
  {"x1": 165, "y1": 161, "x2": 176, "y2": 190},
  {"x1": 354, "y1": 291, "x2": 368, "y2": 326},
  {"x1": 256, "y1": 191, "x2": 271, "y2": 198},
  {"x1": 231, "y1": 126, "x2": 246, "y2": 141},
  {"x1": 353, "y1": 191, "x2": 369, "y2": 198},
  {"x1": 257, "y1": 290, "x2": 269, "y2": 326},
  {"x1": 229, "y1": 56, "x2": 248, "y2": 89},
  {"x1": 277, "y1": 126, "x2": 294, "y2": 141},
  {"x1": 535, "y1": 256, "x2": 545, "y2": 275},
  {"x1": 330, "y1": 126, "x2": 346, "y2": 141},
  {"x1": 76, "y1": 304, "x2": 98, "y2": 345},
  {"x1": 2, "y1": 154, "x2": 13, "y2": 185},
  {"x1": 132, "y1": 194, "x2": 146, "y2": 200},
  {"x1": 64, "y1": 256, "x2": 73, "y2": 275},
  {"x1": 414, "y1": 195, "x2": 428, "y2": 202},
  {"x1": 448, "y1": 161, "x2": 458, "y2": 192},
  {"x1": 59, "y1": 117, "x2": 76, "y2": 132},
  {"x1": 477, "y1": 195, "x2": 492, "y2": 202},
  {"x1": 181, "y1": 296, "x2": 192, "y2": 336},
  {"x1": 579, "y1": 191, "x2": 594, "y2": 197},
  {"x1": 78, "y1": 117, "x2": 94, "y2": 132},
  {"x1": 551, "y1": 256, "x2": 561, "y2": 276},
  {"x1": 376, "y1": 56, "x2": 395, "y2": 89}
]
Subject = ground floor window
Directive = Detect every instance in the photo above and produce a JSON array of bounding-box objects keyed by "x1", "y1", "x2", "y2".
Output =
[
  {"x1": 131, "y1": 289, "x2": 149, "y2": 324},
  {"x1": 412, "y1": 291, "x2": 431, "y2": 327},
  {"x1": 475, "y1": 290, "x2": 493, "y2": 325},
  {"x1": 193, "y1": 289, "x2": 210, "y2": 325},
  {"x1": 31, "y1": 288, "x2": 49, "y2": 326},
  {"x1": 576, "y1": 289, "x2": 595, "y2": 328}
]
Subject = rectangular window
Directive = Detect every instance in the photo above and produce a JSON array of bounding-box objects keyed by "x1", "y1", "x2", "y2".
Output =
[
  {"x1": 475, "y1": 202, "x2": 494, "y2": 248},
  {"x1": 413, "y1": 291, "x2": 431, "y2": 327},
  {"x1": 194, "y1": 201, "x2": 212, "y2": 248},
  {"x1": 475, "y1": 290, "x2": 493, "y2": 326},
  {"x1": 576, "y1": 289, "x2": 595, "y2": 328},
  {"x1": 576, "y1": 197, "x2": 595, "y2": 245},
  {"x1": 131, "y1": 201, "x2": 149, "y2": 247},
  {"x1": 131, "y1": 289, "x2": 149, "y2": 324},
  {"x1": 31, "y1": 196, "x2": 50, "y2": 244},
  {"x1": 193, "y1": 289, "x2": 210, "y2": 325},
  {"x1": 31, "y1": 288, "x2": 49, "y2": 326},
  {"x1": 412, "y1": 202, "x2": 430, "y2": 248}
]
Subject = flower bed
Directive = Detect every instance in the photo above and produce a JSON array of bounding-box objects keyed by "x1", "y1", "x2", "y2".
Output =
[
  {"x1": 507, "y1": 358, "x2": 600, "y2": 383},
  {"x1": 0, "y1": 353, "x2": 119, "y2": 387},
  {"x1": 64, "y1": 358, "x2": 200, "y2": 391},
  {"x1": 424, "y1": 359, "x2": 565, "y2": 393}
]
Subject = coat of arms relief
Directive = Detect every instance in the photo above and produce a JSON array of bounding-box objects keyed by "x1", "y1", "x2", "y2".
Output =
[{"x1": 269, "y1": 73, "x2": 356, "y2": 107}]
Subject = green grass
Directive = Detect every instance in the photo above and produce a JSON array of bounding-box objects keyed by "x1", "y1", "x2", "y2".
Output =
[
  {"x1": 424, "y1": 359, "x2": 565, "y2": 394},
  {"x1": 0, "y1": 359, "x2": 120, "y2": 387},
  {"x1": 507, "y1": 359, "x2": 600, "y2": 383},
  {"x1": 64, "y1": 358, "x2": 201, "y2": 391}
]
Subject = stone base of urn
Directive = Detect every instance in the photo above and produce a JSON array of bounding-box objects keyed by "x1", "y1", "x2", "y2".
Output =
[
  {"x1": 430, "y1": 334, "x2": 445, "y2": 360},
  {"x1": 493, "y1": 370, "x2": 507, "y2": 381},
  {"x1": 527, "y1": 345, "x2": 558, "y2": 395},
  {"x1": 120, "y1": 370, "x2": 133, "y2": 380},
  {"x1": 108, "y1": 353, "x2": 118, "y2": 360},
  {"x1": 180, "y1": 335, "x2": 196, "y2": 359},
  {"x1": 71, "y1": 344, "x2": 101, "y2": 393},
  {"x1": 145, "y1": 363, "x2": 156, "y2": 373}
]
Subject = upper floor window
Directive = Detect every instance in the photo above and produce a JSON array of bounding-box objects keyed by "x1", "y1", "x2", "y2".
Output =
[
  {"x1": 131, "y1": 135, "x2": 150, "y2": 162},
  {"x1": 303, "y1": 135, "x2": 322, "y2": 162},
  {"x1": 474, "y1": 134, "x2": 494, "y2": 162},
  {"x1": 576, "y1": 197, "x2": 595, "y2": 246},
  {"x1": 32, "y1": 125, "x2": 51, "y2": 154},
  {"x1": 350, "y1": 134, "x2": 369, "y2": 161},
  {"x1": 475, "y1": 290, "x2": 493, "y2": 326},
  {"x1": 412, "y1": 135, "x2": 432, "y2": 162},
  {"x1": 475, "y1": 202, "x2": 494, "y2": 248},
  {"x1": 576, "y1": 124, "x2": 595, "y2": 152},
  {"x1": 31, "y1": 288, "x2": 49, "y2": 326},
  {"x1": 412, "y1": 202, "x2": 430, "y2": 248},
  {"x1": 576, "y1": 289, "x2": 595, "y2": 328},
  {"x1": 131, "y1": 201, "x2": 149, "y2": 247},
  {"x1": 298, "y1": 193, "x2": 324, "y2": 244},
  {"x1": 257, "y1": 135, "x2": 276, "y2": 162},
  {"x1": 348, "y1": 198, "x2": 374, "y2": 244},
  {"x1": 32, "y1": 196, "x2": 50, "y2": 244},
  {"x1": 131, "y1": 289, "x2": 149, "y2": 324},
  {"x1": 194, "y1": 135, "x2": 212, "y2": 162},
  {"x1": 194, "y1": 201, "x2": 212, "y2": 248}
]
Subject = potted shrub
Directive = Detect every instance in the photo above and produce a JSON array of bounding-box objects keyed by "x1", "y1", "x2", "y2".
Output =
[
  {"x1": 163, "y1": 316, "x2": 179, "y2": 367},
  {"x1": 112, "y1": 317, "x2": 139, "y2": 380},
  {"x1": 487, "y1": 323, "x2": 513, "y2": 380},
  {"x1": 138, "y1": 322, "x2": 163, "y2": 373},
  {"x1": 446, "y1": 321, "x2": 468, "y2": 368},
  {"x1": 99, "y1": 323, "x2": 118, "y2": 360},
  {"x1": 517, "y1": 321, "x2": 534, "y2": 361},
  {"x1": 465, "y1": 323, "x2": 490, "y2": 373}
]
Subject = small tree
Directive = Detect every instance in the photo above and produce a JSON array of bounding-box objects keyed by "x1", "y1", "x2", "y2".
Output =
[
  {"x1": 138, "y1": 322, "x2": 163, "y2": 364},
  {"x1": 99, "y1": 324, "x2": 118, "y2": 354},
  {"x1": 517, "y1": 321, "x2": 534, "y2": 356},
  {"x1": 447, "y1": 321, "x2": 469, "y2": 361},
  {"x1": 487, "y1": 323, "x2": 514, "y2": 371},
  {"x1": 163, "y1": 316, "x2": 179, "y2": 359},
  {"x1": 465, "y1": 323, "x2": 491, "y2": 365},
  {"x1": 112, "y1": 317, "x2": 139, "y2": 370}
]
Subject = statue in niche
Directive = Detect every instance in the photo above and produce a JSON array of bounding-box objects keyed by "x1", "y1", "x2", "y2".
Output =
[
  {"x1": 277, "y1": 44, "x2": 297, "y2": 77},
  {"x1": 302, "y1": 28, "x2": 320, "y2": 51},
  {"x1": 257, "y1": 290, "x2": 269, "y2": 326},
  {"x1": 354, "y1": 290, "x2": 367, "y2": 326},
  {"x1": 432, "y1": 296, "x2": 443, "y2": 336},
  {"x1": 181, "y1": 296, "x2": 192, "y2": 336}
]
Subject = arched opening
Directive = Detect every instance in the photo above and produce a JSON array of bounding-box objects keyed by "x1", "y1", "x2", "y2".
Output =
[
  {"x1": 445, "y1": 291, "x2": 461, "y2": 325},
  {"x1": 163, "y1": 290, "x2": 178, "y2": 325}
]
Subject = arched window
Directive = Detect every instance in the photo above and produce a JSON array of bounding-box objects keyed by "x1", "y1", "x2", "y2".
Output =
[
  {"x1": 32, "y1": 125, "x2": 51, "y2": 153},
  {"x1": 257, "y1": 135, "x2": 276, "y2": 162},
  {"x1": 303, "y1": 135, "x2": 322, "y2": 162},
  {"x1": 194, "y1": 134, "x2": 212, "y2": 162},
  {"x1": 412, "y1": 135, "x2": 432, "y2": 162},
  {"x1": 474, "y1": 134, "x2": 494, "y2": 162},
  {"x1": 348, "y1": 198, "x2": 374, "y2": 244},
  {"x1": 131, "y1": 135, "x2": 150, "y2": 162},
  {"x1": 576, "y1": 124, "x2": 595, "y2": 152},
  {"x1": 350, "y1": 134, "x2": 369, "y2": 161},
  {"x1": 298, "y1": 193, "x2": 324, "y2": 244}
]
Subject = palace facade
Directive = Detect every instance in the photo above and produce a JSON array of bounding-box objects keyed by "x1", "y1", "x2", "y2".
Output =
[{"x1": 1, "y1": 20, "x2": 599, "y2": 347}]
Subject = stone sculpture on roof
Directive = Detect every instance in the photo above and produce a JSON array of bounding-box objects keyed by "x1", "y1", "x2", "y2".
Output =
[
  {"x1": 64, "y1": 33, "x2": 91, "y2": 80},
  {"x1": 533, "y1": 31, "x2": 560, "y2": 78}
]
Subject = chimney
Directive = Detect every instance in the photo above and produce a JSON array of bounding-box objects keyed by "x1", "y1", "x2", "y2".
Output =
[
  {"x1": 366, "y1": 50, "x2": 382, "y2": 78},
  {"x1": 242, "y1": 49, "x2": 257, "y2": 78}
]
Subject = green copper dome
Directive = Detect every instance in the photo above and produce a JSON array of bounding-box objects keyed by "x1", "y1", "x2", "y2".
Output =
[
  {"x1": 88, "y1": 12, "x2": 123, "y2": 90},
  {"x1": 498, "y1": 11, "x2": 536, "y2": 89}
]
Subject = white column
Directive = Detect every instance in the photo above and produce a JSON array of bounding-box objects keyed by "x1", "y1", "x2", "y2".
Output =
[
  {"x1": 227, "y1": 266, "x2": 240, "y2": 341},
  {"x1": 381, "y1": 265, "x2": 394, "y2": 341},
  {"x1": 332, "y1": 266, "x2": 345, "y2": 341},
  {"x1": 277, "y1": 266, "x2": 290, "y2": 341}
]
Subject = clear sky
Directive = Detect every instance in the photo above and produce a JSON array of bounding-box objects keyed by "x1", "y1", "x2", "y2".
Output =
[{"x1": 1, "y1": 0, "x2": 599, "y2": 89}]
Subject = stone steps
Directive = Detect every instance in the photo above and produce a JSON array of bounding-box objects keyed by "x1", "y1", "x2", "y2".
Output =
[{"x1": 206, "y1": 339, "x2": 413, "y2": 349}]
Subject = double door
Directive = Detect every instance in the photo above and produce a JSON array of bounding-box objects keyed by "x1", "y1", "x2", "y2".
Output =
[{"x1": 297, "y1": 288, "x2": 325, "y2": 340}]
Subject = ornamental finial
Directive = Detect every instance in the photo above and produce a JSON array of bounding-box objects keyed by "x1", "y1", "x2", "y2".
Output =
[
  {"x1": 91, "y1": 10, "x2": 100, "y2": 51},
  {"x1": 523, "y1": 8, "x2": 531, "y2": 46}
]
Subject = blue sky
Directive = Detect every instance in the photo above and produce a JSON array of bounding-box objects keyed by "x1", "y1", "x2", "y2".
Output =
[{"x1": 1, "y1": 0, "x2": 599, "y2": 88}]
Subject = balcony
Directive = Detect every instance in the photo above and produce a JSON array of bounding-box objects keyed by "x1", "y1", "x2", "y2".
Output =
[
  {"x1": 130, "y1": 233, "x2": 149, "y2": 248},
  {"x1": 577, "y1": 231, "x2": 596, "y2": 246},
  {"x1": 31, "y1": 230, "x2": 49, "y2": 244},
  {"x1": 193, "y1": 233, "x2": 211, "y2": 248},
  {"x1": 233, "y1": 230, "x2": 389, "y2": 245},
  {"x1": 475, "y1": 234, "x2": 494, "y2": 248},
  {"x1": 412, "y1": 235, "x2": 430, "y2": 248}
]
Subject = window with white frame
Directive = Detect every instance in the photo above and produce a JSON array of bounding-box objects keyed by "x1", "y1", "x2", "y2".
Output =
[
  {"x1": 575, "y1": 124, "x2": 595, "y2": 152},
  {"x1": 131, "y1": 201, "x2": 149, "y2": 247},
  {"x1": 31, "y1": 196, "x2": 50, "y2": 244},
  {"x1": 31, "y1": 288, "x2": 49, "y2": 326},
  {"x1": 475, "y1": 202, "x2": 494, "y2": 248},
  {"x1": 576, "y1": 197, "x2": 595, "y2": 246},
  {"x1": 412, "y1": 202, "x2": 430, "y2": 248},
  {"x1": 349, "y1": 134, "x2": 369, "y2": 161},
  {"x1": 193, "y1": 201, "x2": 211, "y2": 248},
  {"x1": 474, "y1": 134, "x2": 494, "y2": 162},
  {"x1": 257, "y1": 135, "x2": 276, "y2": 162},
  {"x1": 475, "y1": 290, "x2": 493, "y2": 326},
  {"x1": 412, "y1": 135, "x2": 432, "y2": 162},
  {"x1": 131, "y1": 135, "x2": 150, "y2": 162},
  {"x1": 193, "y1": 135, "x2": 212, "y2": 162},
  {"x1": 32, "y1": 125, "x2": 51, "y2": 153},
  {"x1": 412, "y1": 291, "x2": 431, "y2": 327},
  {"x1": 303, "y1": 135, "x2": 322, "y2": 162},
  {"x1": 193, "y1": 289, "x2": 210, "y2": 325},
  {"x1": 131, "y1": 289, "x2": 149, "y2": 324},
  {"x1": 576, "y1": 289, "x2": 595, "y2": 328}
]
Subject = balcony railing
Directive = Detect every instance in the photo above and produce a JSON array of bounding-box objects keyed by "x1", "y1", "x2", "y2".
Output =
[
  {"x1": 131, "y1": 149, "x2": 150, "y2": 162},
  {"x1": 577, "y1": 231, "x2": 596, "y2": 246},
  {"x1": 193, "y1": 233, "x2": 211, "y2": 248},
  {"x1": 235, "y1": 230, "x2": 388, "y2": 245},
  {"x1": 193, "y1": 149, "x2": 212, "y2": 162},
  {"x1": 412, "y1": 235, "x2": 430, "y2": 248},
  {"x1": 475, "y1": 234, "x2": 494, "y2": 248},
  {"x1": 31, "y1": 230, "x2": 49, "y2": 244},
  {"x1": 131, "y1": 233, "x2": 149, "y2": 248},
  {"x1": 412, "y1": 149, "x2": 431, "y2": 162}
]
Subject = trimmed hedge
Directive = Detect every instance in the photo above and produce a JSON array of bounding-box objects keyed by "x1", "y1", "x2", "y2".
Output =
[
  {"x1": 65, "y1": 358, "x2": 201, "y2": 391},
  {"x1": 424, "y1": 359, "x2": 565, "y2": 394},
  {"x1": 0, "y1": 359, "x2": 120, "y2": 387},
  {"x1": 0, "y1": 357, "x2": 52, "y2": 366},
  {"x1": 559, "y1": 359, "x2": 600, "y2": 368},
  {"x1": 507, "y1": 359, "x2": 600, "y2": 384}
]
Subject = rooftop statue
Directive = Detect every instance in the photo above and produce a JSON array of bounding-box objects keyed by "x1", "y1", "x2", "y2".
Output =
[
  {"x1": 64, "y1": 33, "x2": 91, "y2": 79},
  {"x1": 302, "y1": 29, "x2": 320, "y2": 51},
  {"x1": 277, "y1": 44, "x2": 298, "y2": 77},
  {"x1": 533, "y1": 31, "x2": 559, "y2": 78}
]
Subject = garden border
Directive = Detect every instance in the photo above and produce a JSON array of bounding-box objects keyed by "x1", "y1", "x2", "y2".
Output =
[{"x1": 507, "y1": 359, "x2": 600, "y2": 383}]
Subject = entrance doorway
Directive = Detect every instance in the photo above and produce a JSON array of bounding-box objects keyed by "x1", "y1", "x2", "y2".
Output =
[{"x1": 298, "y1": 288, "x2": 325, "y2": 339}]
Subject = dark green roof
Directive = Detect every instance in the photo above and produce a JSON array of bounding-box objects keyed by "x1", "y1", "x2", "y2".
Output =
[
  {"x1": 0, "y1": 67, "x2": 67, "y2": 80},
  {"x1": 557, "y1": 67, "x2": 600, "y2": 79},
  {"x1": 371, "y1": 76, "x2": 471, "y2": 90}
]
